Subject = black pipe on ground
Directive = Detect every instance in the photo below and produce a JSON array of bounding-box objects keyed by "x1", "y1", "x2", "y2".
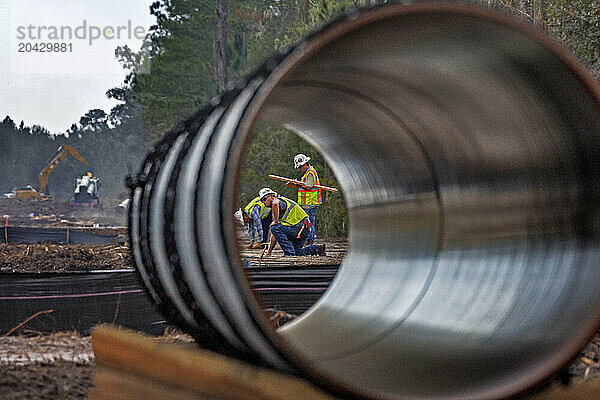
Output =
[
  {"x1": 3, "y1": 226, "x2": 117, "y2": 245},
  {"x1": 128, "y1": 3, "x2": 600, "y2": 399},
  {"x1": 0, "y1": 268, "x2": 334, "y2": 336}
]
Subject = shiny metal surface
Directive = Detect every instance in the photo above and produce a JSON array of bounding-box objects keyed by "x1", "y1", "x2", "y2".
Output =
[{"x1": 129, "y1": 3, "x2": 600, "y2": 400}]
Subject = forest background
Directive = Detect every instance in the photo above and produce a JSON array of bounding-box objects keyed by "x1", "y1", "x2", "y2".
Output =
[{"x1": 1, "y1": 0, "x2": 598, "y2": 237}]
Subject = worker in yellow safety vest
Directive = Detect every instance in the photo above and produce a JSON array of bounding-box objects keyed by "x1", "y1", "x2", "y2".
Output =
[
  {"x1": 259, "y1": 187, "x2": 325, "y2": 257},
  {"x1": 292, "y1": 154, "x2": 321, "y2": 245},
  {"x1": 239, "y1": 196, "x2": 272, "y2": 249}
]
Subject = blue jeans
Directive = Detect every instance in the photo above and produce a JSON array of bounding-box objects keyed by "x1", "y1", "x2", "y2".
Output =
[
  {"x1": 247, "y1": 221, "x2": 259, "y2": 242},
  {"x1": 247, "y1": 215, "x2": 272, "y2": 244},
  {"x1": 301, "y1": 206, "x2": 318, "y2": 242},
  {"x1": 270, "y1": 223, "x2": 319, "y2": 256}
]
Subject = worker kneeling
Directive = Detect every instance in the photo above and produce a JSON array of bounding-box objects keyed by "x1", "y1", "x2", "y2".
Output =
[
  {"x1": 241, "y1": 196, "x2": 272, "y2": 249},
  {"x1": 259, "y1": 188, "x2": 325, "y2": 257}
]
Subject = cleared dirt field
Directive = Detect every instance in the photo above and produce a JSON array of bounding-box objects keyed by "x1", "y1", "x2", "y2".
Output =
[
  {"x1": 0, "y1": 229, "x2": 344, "y2": 273},
  {"x1": 0, "y1": 330, "x2": 195, "y2": 400},
  {"x1": 0, "y1": 243, "x2": 132, "y2": 272},
  {"x1": 0, "y1": 332, "x2": 94, "y2": 400}
]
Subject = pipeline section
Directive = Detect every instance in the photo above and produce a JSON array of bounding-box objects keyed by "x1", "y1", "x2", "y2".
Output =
[
  {"x1": 2, "y1": 226, "x2": 118, "y2": 245},
  {"x1": 128, "y1": 3, "x2": 600, "y2": 400},
  {"x1": 0, "y1": 267, "x2": 335, "y2": 336}
]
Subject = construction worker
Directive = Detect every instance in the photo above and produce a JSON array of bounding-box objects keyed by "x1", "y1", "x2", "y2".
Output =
[
  {"x1": 241, "y1": 196, "x2": 272, "y2": 249},
  {"x1": 259, "y1": 187, "x2": 325, "y2": 257},
  {"x1": 292, "y1": 154, "x2": 321, "y2": 245}
]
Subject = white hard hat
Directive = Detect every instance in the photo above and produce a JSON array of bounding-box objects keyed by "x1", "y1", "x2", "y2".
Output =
[
  {"x1": 234, "y1": 209, "x2": 244, "y2": 225},
  {"x1": 294, "y1": 153, "x2": 310, "y2": 169},
  {"x1": 259, "y1": 187, "x2": 276, "y2": 201}
]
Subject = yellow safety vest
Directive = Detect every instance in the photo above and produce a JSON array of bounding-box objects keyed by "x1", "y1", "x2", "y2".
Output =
[
  {"x1": 243, "y1": 197, "x2": 271, "y2": 219},
  {"x1": 278, "y1": 196, "x2": 308, "y2": 226},
  {"x1": 298, "y1": 166, "x2": 322, "y2": 205}
]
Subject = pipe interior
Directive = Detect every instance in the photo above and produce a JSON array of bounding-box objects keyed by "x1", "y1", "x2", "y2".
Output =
[{"x1": 247, "y1": 10, "x2": 600, "y2": 400}]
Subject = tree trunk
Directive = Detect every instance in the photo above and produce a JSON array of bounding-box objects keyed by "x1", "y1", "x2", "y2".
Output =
[
  {"x1": 241, "y1": 29, "x2": 247, "y2": 71},
  {"x1": 213, "y1": 0, "x2": 228, "y2": 95}
]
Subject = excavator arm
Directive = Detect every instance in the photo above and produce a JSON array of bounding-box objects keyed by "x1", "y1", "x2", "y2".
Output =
[{"x1": 38, "y1": 145, "x2": 90, "y2": 194}]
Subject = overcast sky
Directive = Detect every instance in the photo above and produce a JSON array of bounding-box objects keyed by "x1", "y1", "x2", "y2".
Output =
[{"x1": 0, "y1": 0, "x2": 155, "y2": 133}]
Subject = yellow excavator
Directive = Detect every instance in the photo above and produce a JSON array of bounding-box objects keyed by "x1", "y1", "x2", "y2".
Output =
[{"x1": 15, "y1": 145, "x2": 90, "y2": 199}]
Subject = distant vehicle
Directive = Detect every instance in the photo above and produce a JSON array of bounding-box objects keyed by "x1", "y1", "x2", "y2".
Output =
[
  {"x1": 70, "y1": 172, "x2": 100, "y2": 207},
  {"x1": 14, "y1": 186, "x2": 41, "y2": 200},
  {"x1": 15, "y1": 145, "x2": 91, "y2": 200},
  {"x1": 9, "y1": 186, "x2": 40, "y2": 199}
]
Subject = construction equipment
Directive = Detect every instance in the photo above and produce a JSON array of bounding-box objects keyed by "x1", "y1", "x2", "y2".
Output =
[
  {"x1": 268, "y1": 174, "x2": 338, "y2": 192},
  {"x1": 71, "y1": 171, "x2": 100, "y2": 207},
  {"x1": 11, "y1": 185, "x2": 39, "y2": 200},
  {"x1": 15, "y1": 145, "x2": 91, "y2": 199}
]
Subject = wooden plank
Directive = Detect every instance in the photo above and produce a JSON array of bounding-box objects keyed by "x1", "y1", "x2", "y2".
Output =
[
  {"x1": 525, "y1": 380, "x2": 600, "y2": 400},
  {"x1": 268, "y1": 174, "x2": 338, "y2": 192},
  {"x1": 90, "y1": 366, "x2": 222, "y2": 400},
  {"x1": 90, "y1": 325, "x2": 338, "y2": 400}
]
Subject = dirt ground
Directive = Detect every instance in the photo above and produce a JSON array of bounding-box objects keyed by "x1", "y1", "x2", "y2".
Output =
[
  {"x1": 0, "y1": 332, "x2": 94, "y2": 400},
  {"x1": 0, "y1": 228, "x2": 345, "y2": 273},
  {"x1": 238, "y1": 238, "x2": 347, "y2": 267},
  {"x1": 236, "y1": 225, "x2": 347, "y2": 267},
  {"x1": 569, "y1": 333, "x2": 600, "y2": 379},
  {"x1": 0, "y1": 329, "x2": 195, "y2": 400},
  {"x1": 0, "y1": 243, "x2": 132, "y2": 272}
]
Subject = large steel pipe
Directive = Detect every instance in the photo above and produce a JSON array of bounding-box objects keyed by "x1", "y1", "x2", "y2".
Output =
[{"x1": 128, "y1": 3, "x2": 600, "y2": 399}]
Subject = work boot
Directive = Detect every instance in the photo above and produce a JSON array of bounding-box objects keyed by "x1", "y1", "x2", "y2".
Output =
[{"x1": 317, "y1": 243, "x2": 326, "y2": 256}]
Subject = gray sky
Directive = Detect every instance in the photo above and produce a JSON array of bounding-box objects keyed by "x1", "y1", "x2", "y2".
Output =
[{"x1": 1, "y1": 0, "x2": 155, "y2": 133}]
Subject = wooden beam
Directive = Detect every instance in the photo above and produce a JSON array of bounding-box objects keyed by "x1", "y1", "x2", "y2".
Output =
[
  {"x1": 90, "y1": 326, "x2": 338, "y2": 400},
  {"x1": 525, "y1": 379, "x2": 600, "y2": 400},
  {"x1": 268, "y1": 175, "x2": 338, "y2": 192},
  {"x1": 91, "y1": 366, "x2": 220, "y2": 400}
]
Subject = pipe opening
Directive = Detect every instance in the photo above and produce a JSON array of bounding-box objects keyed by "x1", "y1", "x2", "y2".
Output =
[{"x1": 236, "y1": 123, "x2": 348, "y2": 315}]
